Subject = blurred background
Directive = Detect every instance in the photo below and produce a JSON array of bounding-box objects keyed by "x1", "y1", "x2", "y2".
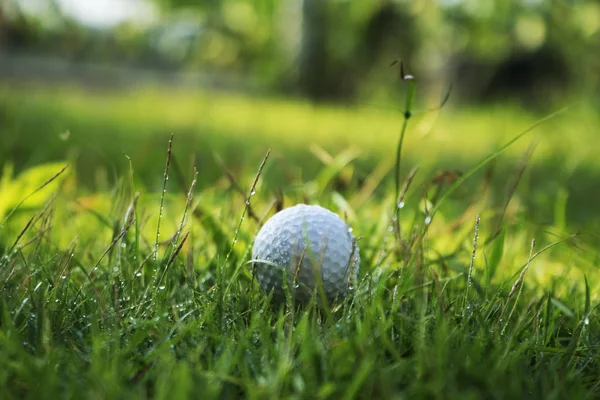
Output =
[{"x1": 0, "y1": 0, "x2": 599, "y2": 229}]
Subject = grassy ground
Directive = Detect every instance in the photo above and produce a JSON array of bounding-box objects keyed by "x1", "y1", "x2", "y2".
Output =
[
  {"x1": 1, "y1": 83, "x2": 599, "y2": 229},
  {"x1": 0, "y1": 83, "x2": 599, "y2": 398}
]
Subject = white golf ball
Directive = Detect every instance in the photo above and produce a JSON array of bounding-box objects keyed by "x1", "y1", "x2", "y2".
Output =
[{"x1": 252, "y1": 204, "x2": 360, "y2": 303}]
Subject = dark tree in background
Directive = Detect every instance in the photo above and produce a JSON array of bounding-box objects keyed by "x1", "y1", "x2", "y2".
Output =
[{"x1": 0, "y1": 3, "x2": 41, "y2": 51}]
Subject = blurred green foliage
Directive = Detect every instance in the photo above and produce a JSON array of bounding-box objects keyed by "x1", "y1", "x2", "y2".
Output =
[{"x1": 1, "y1": 0, "x2": 599, "y2": 104}]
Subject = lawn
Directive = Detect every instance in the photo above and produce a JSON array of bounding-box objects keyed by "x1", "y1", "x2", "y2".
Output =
[
  {"x1": 0, "y1": 83, "x2": 599, "y2": 398},
  {"x1": 1, "y1": 83, "x2": 598, "y2": 228}
]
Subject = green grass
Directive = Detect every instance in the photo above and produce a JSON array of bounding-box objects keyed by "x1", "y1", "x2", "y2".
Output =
[
  {"x1": 0, "y1": 83, "x2": 599, "y2": 398},
  {"x1": 1, "y1": 83, "x2": 599, "y2": 230}
]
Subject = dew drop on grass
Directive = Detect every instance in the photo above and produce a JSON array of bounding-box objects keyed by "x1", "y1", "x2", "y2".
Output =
[
  {"x1": 397, "y1": 201, "x2": 405, "y2": 209},
  {"x1": 387, "y1": 226, "x2": 394, "y2": 232},
  {"x1": 425, "y1": 216, "x2": 432, "y2": 225},
  {"x1": 159, "y1": 285, "x2": 166, "y2": 291},
  {"x1": 136, "y1": 272, "x2": 142, "y2": 277},
  {"x1": 121, "y1": 243, "x2": 126, "y2": 248},
  {"x1": 250, "y1": 190, "x2": 256, "y2": 196},
  {"x1": 585, "y1": 317, "x2": 590, "y2": 325}
]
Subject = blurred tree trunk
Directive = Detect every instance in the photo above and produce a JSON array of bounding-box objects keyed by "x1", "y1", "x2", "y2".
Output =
[
  {"x1": 0, "y1": 5, "x2": 5, "y2": 50},
  {"x1": 298, "y1": 0, "x2": 329, "y2": 100}
]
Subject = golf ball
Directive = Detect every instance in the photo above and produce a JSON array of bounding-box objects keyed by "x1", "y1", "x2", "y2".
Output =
[{"x1": 252, "y1": 204, "x2": 360, "y2": 303}]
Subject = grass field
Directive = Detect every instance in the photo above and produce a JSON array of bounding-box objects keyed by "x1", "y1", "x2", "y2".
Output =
[
  {"x1": 1, "y1": 83, "x2": 599, "y2": 228},
  {"x1": 0, "y1": 83, "x2": 599, "y2": 398}
]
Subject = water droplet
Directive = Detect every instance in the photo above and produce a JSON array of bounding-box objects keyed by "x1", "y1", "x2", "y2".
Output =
[
  {"x1": 424, "y1": 216, "x2": 432, "y2": 225},
  {"x1": 121, "y1": 243, "x2": 126, "y2": 248},
  {"x1": 136, "y1": 272, "x2": 142, "y2": 277},
  {"x1": 397, "y1": 201, "x2": 405, "y2": 209},
  {"x1": 250, "y1": 190, "x2": 256, "y2": 196},
  {"x1": 387, "y1": 226, "x2": 394, "y2": 232},
  {"x1": 159, "y1": 285, "x2": 166, "y2": 291},
  {"x1": 585, "y1": 317, "x2": 590, "y2": 325},
  {"x1": 347, "y1": 227, "x2": 353, "y2": 233}
]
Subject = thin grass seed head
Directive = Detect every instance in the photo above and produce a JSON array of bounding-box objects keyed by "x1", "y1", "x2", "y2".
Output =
[{"x1": 251, "y1": 204, "x2": 360, "y2": 304}]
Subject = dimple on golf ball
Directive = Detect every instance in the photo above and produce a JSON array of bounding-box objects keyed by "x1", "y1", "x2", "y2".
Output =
[{"x1": 251, "y1": 204, "x2": 360, "y2": 303}]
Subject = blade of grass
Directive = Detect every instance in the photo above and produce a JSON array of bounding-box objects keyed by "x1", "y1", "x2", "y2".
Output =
[
  {"x1": 500, "y1": 239, "x2": 536, "y2": 336},
  {"x1": 0, "y1": 164, "x2": 69, "y2": 231},
  {"x1": 393, "y1": 67, "x2": 416, "y2": 206},
  {"x1": 155, "y1": 134, "x2": 173, "y2": 262},
  {"x1": 431, "y1": 105, "x2": 571, "y2": 219},
  {"x1": 224, "y1": 150, "x2": 270, "y2": 294},
  {"x1": 462, "y1": 214, "x2": 480, "y2": 315}
]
